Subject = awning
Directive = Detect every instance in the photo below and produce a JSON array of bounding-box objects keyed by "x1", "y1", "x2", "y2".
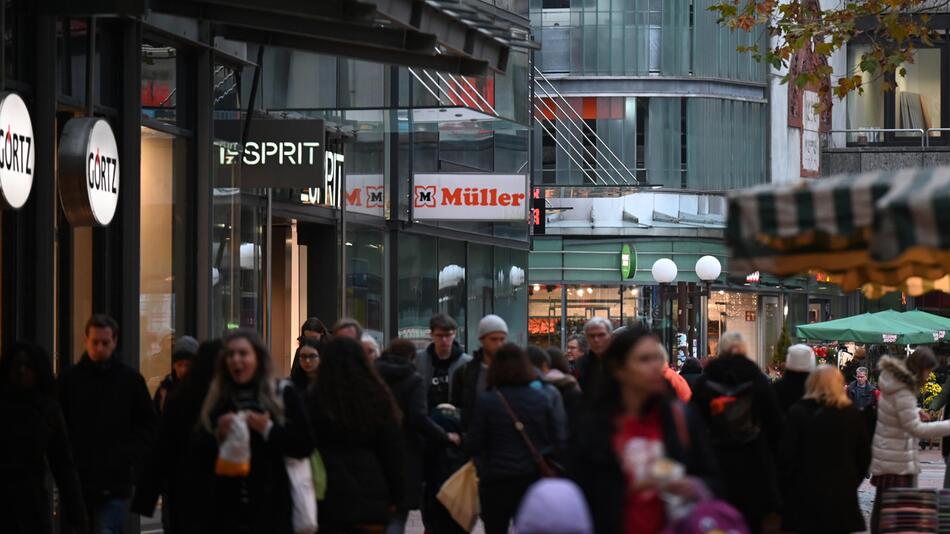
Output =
[
  {"x1": 796, "y1": 312, "x2": 937, "y2": 345},
  {"x1": 727, "y1": 167, "x2": 950, "y2": 296},
  {"x1": 151, "y1": 0, "x2": 534, "y2": 75}
]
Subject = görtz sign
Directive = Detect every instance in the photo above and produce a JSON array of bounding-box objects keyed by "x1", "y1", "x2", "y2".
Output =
[
  {"x1": 0, "y1": 93, "x2": 34, "y2": 209},
  {"x1": 59, "y1": 118, "x2": 120, "y2": 226},
  {"x1": 412, "y1": 173, "x2": 528, "y2": 221}
]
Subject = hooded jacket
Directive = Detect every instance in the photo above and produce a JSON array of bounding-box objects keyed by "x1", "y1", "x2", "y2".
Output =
[
  {"x1": 376, "y1": 355, "x2": 451, "y2": 510},
  {"x1": 415, "y1": 342, "x2": 471, "y2": 408},
  {"x1": 871, "y1": 356, "x2": 950, "y2": 476}
]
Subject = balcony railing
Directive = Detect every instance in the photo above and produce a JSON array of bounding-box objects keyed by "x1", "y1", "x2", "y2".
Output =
[{"x1": 827, "y1": 128, "x2": 950, "y2": 149}]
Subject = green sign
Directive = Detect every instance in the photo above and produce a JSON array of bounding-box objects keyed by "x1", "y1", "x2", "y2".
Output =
[{"x1": 620, "y1": 244, "x2": 636, "y2": 279}]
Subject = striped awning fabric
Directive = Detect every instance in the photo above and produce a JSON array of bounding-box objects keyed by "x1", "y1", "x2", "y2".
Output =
[{"x1": 727, "y1": 167, "x2": 950, "y2": 293}]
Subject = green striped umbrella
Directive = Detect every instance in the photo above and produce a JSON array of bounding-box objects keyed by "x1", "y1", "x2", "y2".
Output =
[{"x1": 728, "y1": 167, "x2": 950, "y2": 293}]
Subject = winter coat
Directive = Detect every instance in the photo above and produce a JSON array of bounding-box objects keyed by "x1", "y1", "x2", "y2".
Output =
[
  {"x1": 569, "y1": 397, "x2": 720, "y2": 534},
  {"x1": 576, "y1": 350, "x2": 605, "y2": 399},
  {"x1": 57, "y1": 354, "x2": 157, "y2": 501},
  {"x1": 467, "y1": 385, "x2": 559, "y2": 482},
  {"x1": 376, "y1": 356, "x2": 452, "y2": 511},
  {"x1": 847, "y1": 380, "x2": 878, "y2": 411},
  {"x1": 451, "y1": 349, "x2": 488, "y2": 432},
  {"x1": 152, "y1": 372, "x2": 179, "y2": 415},
  {"x1": 772, "y1": 370, "x2": 809, "y2": 414},
  {"x1": 309, "y1": 395, "x2": 405, "y2": 528},
  {"x1": 780, "y1": 399, "x2": 870, "y2": 533},
  {"x1": 929, "y1": 374, "x2": 950, "y2": 456},
  {"x1": 871, "y1": 356, "x2": 950, "y2": 476},
  {"x1": 544, "y1": 369, "x2": 583, "y2": 436},
  {"x1": 689, "y1": 355, "x2": 784, "y2": 529},
  {"x1": 536, "y1": 375, "x2": 570, "y2": 449},
  {"x1": 680, "y1": 359, "x2": 703, "y2": 391},
  {"x1": 0, "y1": 390, "x2": 87, "y2": 534},
  {"x1": 664, "y1": 364, "x2": 692, "y2": 402},
  {"x1": 199, "y1": 382, "x2": 314, "y2": 534},
  {"x1": 415, "y1": 342, "x2": 471, "y2": 408}
]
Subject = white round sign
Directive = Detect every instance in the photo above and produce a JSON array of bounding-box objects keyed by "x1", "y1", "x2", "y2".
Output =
[
  {"x1": 84, "y1": 120, "x2": 120, "y2": 225},
  {"x1": 0, "y1": 93, "x2": 34, "y2": 208}
]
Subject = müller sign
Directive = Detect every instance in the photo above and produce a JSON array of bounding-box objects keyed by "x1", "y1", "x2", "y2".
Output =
[
  {"x1": 59, "y1": 117, "x2": 120, "y2": 226},
  {"x1": 0, "y1": 92, "x2": 34, "y2": 209},
  {"x1": 412, "y1": 173, "x2": 528, "y2": 221}
]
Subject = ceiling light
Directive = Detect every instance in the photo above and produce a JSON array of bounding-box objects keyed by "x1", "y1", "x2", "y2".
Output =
[{"x1": 586, "y1": 287, "x2": 593, "y2": 294}]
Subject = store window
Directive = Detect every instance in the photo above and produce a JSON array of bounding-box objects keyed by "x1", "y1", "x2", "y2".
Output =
[
  {"x1": 346, "y1": 226, "x2": 385, "y2": 340},
  {"x1": 212, "y1": 189, "x2": 265, "y2": 336},
  {"x1": 707, "y1": 291, "x2": 759, "y2": 362},
  {"x1": 529, "y1": 284, "x2": 562, "y2": 347},
  {"x1": 565, "y1": 285, "x2": 622, "y2": 338},
  {"x1": 846, "y1": 43, "x2": 885, "y2": 141},
  {"x1": 896, "y1": 47, "x2": 941, "y2": 137},
  {"x1": 494, "y1": 247, "x2": 528, "y2": 346},
  {"x1": 467, "y1": 243, "x2": 494, "y2": 352},
  {"x1": 141, "y1": 42, "x2": 177, "y2": 124},
  {"x1": 438, "y1": 239, "x2": 467, "y2": 343},
  {"x1": 397, "y1": 234, "x2": 437, "y2": 342}
]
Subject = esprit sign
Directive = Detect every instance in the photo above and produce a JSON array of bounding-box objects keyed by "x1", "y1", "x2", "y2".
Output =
[
  {"x1": 299, "y1": 150, "x2": 346, "y2": 209},
  {"x1": 412, "y1": 173, "x2": 528, "y2": 221},
  {"x1": 0, "y1": 93, "x2": 34, "y2": 209},
  {"x1": 214, "y1": 119, "x2": 326, "y2": 189},
  {"x1": 59, "y1": 118, "x2": 120, "y2": 226}
]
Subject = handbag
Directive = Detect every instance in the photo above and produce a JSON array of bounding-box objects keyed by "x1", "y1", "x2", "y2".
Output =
[
  {"x1": 495, "y1": 390, "x2": 560, "y2": 478},
  {"x1": 277, "y1": 380, "x2": 318, "y2": 534},
  {"x1": 437, "y1": 460, "x2": 480, "y2": 531}
]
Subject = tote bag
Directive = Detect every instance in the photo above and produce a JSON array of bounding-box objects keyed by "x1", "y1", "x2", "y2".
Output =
[{"x1": 437, "y1": 460, "x2": 480, "y2": 531}]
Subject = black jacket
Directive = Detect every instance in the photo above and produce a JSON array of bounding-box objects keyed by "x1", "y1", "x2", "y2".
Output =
[
  {"x1": 0, "y1": 390, "x2": 87, "y2": 534},
  {"x1": 376, "y1": 356, "x2": 451, "y2": 510},
  {"x1": 200, "y1": 382, "x2": 314, "y2": 534},
  {"x1": 772, "y1": 370, "x2": 809, "y2": 414},
  {"x1": 451, "y1": 348, "x2": 488, "y2": 432},
  {"x1": 689, "y1": 355, "x2": 783, "y2": 531},
  {"x1": 309, "y1": 395, "x2": 405, "y2": 528},
  {"x1": 569, "y1": 397, "x2": 720, "y2": 534},
  {"x1": 152, "y1": 373, "x2": 179, "y2": 415},
  {"x1": 467, "y1": 385, "x2": 558, "y2": 482},
  {"x1": 780, "y1": 399, "x2": 870, "y2": 533},
  {"x1": 58, "y1": 354, "x2": 157, "y2": 501},
  {"x1": 576, "y1": 350, "x2": 605, "y2": 399}
]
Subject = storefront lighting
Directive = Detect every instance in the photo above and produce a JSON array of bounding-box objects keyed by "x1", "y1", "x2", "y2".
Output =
[
  {"x1": 651, "y1": 258, "x2": 677, "y2": 284},
  {"x1": 576, "y1": 289, "x2": 585, "y2": 297},
  {"x1": 695, "y1": 255, "x2": 722, "y2": 282},
  {"x1": 630, "y1": 287, "x2": 639, "y2": 296},
  {"x1": 586, "y1": 287, "x2": 593, "y2": 294},
  {"x1": 718, "y1": 289, "x2": 725, "y2": 295},
  {"x1": 784, "y1": 303, "x2": 789, "y2": 317},
  {"x1": 533, "y1": 284, "x2": 541, "y2": 292},
  {"x1": 345, "y1": 242, "x2": 353, "y2": 246}
]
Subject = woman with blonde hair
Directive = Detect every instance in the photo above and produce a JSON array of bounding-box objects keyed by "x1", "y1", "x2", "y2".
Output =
[{"x1": 780, "y1": 366, "x2": 871, "y2": 533}]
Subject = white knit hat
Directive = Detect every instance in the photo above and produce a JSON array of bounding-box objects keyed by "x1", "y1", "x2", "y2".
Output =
[
  {"x1": 786, "y1": 344, "x2": 816, "y2": 373},
  {"x1": 477, "y1": 314, "x2": 509, "y2": 339}
]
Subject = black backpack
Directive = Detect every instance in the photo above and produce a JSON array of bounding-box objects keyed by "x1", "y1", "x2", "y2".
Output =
[{"x1": 705, "y1": 379, "x2": 761, "y2": 446}]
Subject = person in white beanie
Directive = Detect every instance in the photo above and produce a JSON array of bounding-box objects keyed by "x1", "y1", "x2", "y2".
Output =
[
  {"x1": 773, "y1": 344, "x2": 816, "y2": 414},
  {"x1": 450, "y1": 314, "x2": 508, "y2": 432}
]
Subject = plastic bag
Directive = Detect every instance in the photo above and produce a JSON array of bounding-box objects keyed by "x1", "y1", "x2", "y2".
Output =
[
  {"x1": 286, "y1": 456, "x2": 318, "y2": 534},
  {"x1": 437, "y1": 460, "x2": 480, "y2": 531},
  {"x1": 310, "y1": 450, "x2": 327, "y2": 501},
  {"x1": 215, "y1": 411, "x2": 251, "y2": 477}
]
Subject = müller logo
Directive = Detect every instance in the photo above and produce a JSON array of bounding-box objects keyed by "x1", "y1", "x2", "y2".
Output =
[{"x1": 413, "y1": 186, "x2": 526, "y2": 208}]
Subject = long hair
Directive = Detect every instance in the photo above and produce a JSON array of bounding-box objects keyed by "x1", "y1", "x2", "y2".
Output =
[
  {"x1": 200, "y1": 330, "x2": 284, "y2": 431},
  {"x1": 595, "y1": 324, "x2": 659, "y2": 411},
  {"x1": 804, "y1": 365, "x2": 851, "y2": 409},
  {"x1": 290, "y1": 337, "x2": 323, "y2": 389},
  {"x1": 907, "y1": 347, "x2": 938, "y2": 388},
  {"x1": 0, "y1": 342, "x2": 55, "y2": 396},
  {"x1": 173, "y1": 339, "x2": 221, "y2": 428},
  {"x1": 312, "y1": 336, "x2": 401, "y2": 434}
]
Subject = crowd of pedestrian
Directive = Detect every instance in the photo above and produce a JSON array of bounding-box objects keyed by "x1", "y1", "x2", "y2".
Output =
[{"x1": 5, "y1": 309, "x2": 950, "y2": 534}]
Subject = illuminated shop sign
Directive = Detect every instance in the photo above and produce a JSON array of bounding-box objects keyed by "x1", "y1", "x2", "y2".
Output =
[{"x1": 412, "y1": 173, "x2": 528, "y2": 221}]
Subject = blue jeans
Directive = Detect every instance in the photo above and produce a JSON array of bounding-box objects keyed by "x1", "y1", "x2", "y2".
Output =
[{"x1": 92, "y1": 498, "x2": 129, "y2": 534}]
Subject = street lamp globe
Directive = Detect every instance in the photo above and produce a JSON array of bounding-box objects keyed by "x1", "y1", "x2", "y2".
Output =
[
  {"x1": 651, "y1": 258, "x2": 678, "y2": 284},
  {"x1": 695, "y1": 255, "x2": 722, "y2": 282}
]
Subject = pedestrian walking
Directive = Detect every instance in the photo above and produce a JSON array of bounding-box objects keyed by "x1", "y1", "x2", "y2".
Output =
[
  {"x1": 198, "y1": 330, "x2": 314, "y2": 534},
  {"x1": 451, "y1": 314, "x2": 509, "y2": 432},
  {"x1": 772, "y1": 344, "x2": 816, "y2": 414},
  {"x1": 289, "y1": 337, "x2": 321, "y2": 391},
  {"x1": 869, "y1": 349, "x2": 950, "y2": 533},
  {"x1": 376, "y1": 339, "x2": 461, "y2": 534},
  {"x1": 689, "y1": 331, "x2": 783, "y2": 534},
  {"x1": 565, "y1": 335, "x2": 588, "y2": 378},
  {"x1": 362, "y1": 334, "x2": 381, "y2": 361},
  {"x1": 132, "y1": 339, "x2": 222, "y2": 534},
  {"x1": 298, "y1": 317, "x2": 328, "y2": 344},
  {"x1": 847, "y1": 366, "x2": 878, "y2": 411},
  {"x1": 153, "y1": 335, "x2": 199, "y2": 414},
  {"x1": 679, "y1": 357, "x2": 703, "y2": 390},
  {"x1": 332, "y1": 317, "x2": 363, "y2": 340},
  {"x1": 58, "y1": 314, "x2": 157, "y2": 534},
  {"x1": 467, "y1": 343, "x2": 560, "y2": 534},
  {"x1": 0, "y1": 342, "x2": 87, "y2": 534},
  {"x1": 780, "y1": 366, "x2": 870, "y2": 534},
  {"x1": 529, "y1": 345, "x2": 582, "y2": 421},
  {"x1": 308, "y1": 336, "x2": 405, "y2": 533},
  {"x1": 577, "y1": 317, "x2": 612, "y2": 396},
  {"x1": 570, "y1": 325, "x2": 719, "y2": 534},
  {"x1": 514, "y1": 479, "x2": 593, "y2": 534},
  {"x1": 414, "y1": 314, "x2": 471, "y2": 534},
  {"x1": 415, "y1": 314, "x2": 472, "y2": 410}
]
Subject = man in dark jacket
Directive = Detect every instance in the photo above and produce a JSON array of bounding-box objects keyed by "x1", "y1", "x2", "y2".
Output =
[
  {"x1": 847, "y1": 366, "x2": 878, "y2": 410},
  {"x1": 58, "y1": 314, "x2": 157, "y2": 533},
  {"x1": 152, "y1": 335, "x2": 198, "y2": 415},
  {"x1": 689, "y1": 331, "x2": 783, "y2": 534},
  {"x1": 415, "y1": 314, "x2": 472, "y2": 410},
  {"x1": 773, "y1": 344, "x2": 816, "y2": 414},
  {"x1": 451, "y1": 314, "x2": 508, "y2": 432},
  {"x1": 576, "y1": 317, "x2": 612, "y2": 397}
]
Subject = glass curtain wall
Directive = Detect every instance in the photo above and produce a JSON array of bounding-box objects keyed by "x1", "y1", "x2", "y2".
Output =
[
  {"x1": 397, "y1": 234, "x2": 438, "y2": 340},
  {"x1": 346, "y1": 226, "x2": 385, "y2": 341},
  {"x1": 686, "y1": 98, "x2": 767, "y2": 189},
  {"x1": 467, "y1": 243, "x2": 495, "y2": 351},
  {"x1": 438, "y1": 239, "x2": 467, "y2": 343},
  {"x1": 528, "y1": 284, "x2": 562, "y2": 347},
  {"x1": 494, "y1": 248, "x2": 528, "y2": 346}
]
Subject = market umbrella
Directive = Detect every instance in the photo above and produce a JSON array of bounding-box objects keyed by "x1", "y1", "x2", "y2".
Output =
[
  {"x1": 872, "y1": 309, "x2": 944, "y2": 343},
  {"x1": 727, "y1": 167, "x2": 950, "y2": 296},
  {"x1": 900, "y1": 310, "x2": 950, "y2": 341},
  {"x1": 795, "y1": 312, "x2": 936, "y2": 345}
]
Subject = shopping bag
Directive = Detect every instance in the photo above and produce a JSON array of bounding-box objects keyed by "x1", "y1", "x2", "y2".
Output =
[
  {"x1": 286, "y1": 456, "x2": 318, "y2": 534},
  {"x1": 437, "y1": 460, "x2": 480, "y2": 531},
  {"x1": 215, "y1": 411, "x2": 251, "y2": 477},
  {"x1": 310, "y1": 450, "x2": 327, "y2": 501}
]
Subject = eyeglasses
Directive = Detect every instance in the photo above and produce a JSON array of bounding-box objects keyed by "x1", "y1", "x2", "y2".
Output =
[{"x1": 300, "y1": 353, "x2": 319, "y2": 361}]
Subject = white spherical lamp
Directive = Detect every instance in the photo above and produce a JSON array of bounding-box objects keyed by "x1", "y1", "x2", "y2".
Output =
[
  {"x1": 695, "y1": 255, "x2": 722, "y2": 282},
  {"x1": 651, "y1": 258, "x2": 678, "y2": 284}
]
